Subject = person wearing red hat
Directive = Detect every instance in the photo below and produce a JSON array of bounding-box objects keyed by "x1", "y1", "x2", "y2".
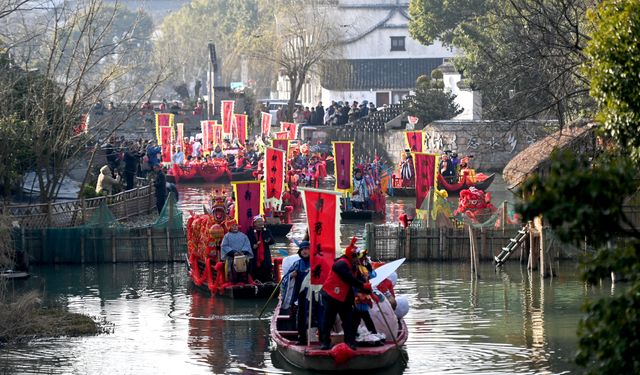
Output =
[{"x1": 319, "y1": 237, "x2": 372, "y2": 350}]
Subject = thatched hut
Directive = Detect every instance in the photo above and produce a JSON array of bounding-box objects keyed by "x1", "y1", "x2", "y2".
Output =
[{"x1": 502, "y1": 119, "x2": 598, "y2": 190}]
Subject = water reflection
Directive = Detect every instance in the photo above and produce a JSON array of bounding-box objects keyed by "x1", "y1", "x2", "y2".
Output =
[{"x1": 0, "y1": 261, "x2": 596, "y2": 374}]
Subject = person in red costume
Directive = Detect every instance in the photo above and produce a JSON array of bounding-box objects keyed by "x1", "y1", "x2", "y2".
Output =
[{"x1": 319, "y1": 237, "x2": 372, "y2": 350}]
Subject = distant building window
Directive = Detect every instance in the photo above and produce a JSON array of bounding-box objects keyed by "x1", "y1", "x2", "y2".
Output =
[{"x1": 391, "y1": 37, "x2": 405, "y2": 51}]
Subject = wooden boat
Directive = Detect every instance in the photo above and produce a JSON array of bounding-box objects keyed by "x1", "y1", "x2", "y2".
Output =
[
  {"x1": 267, "y1": 223, "x2": 293, "y2": 237},
  {"x1": 167, "y1": 162, "x2": 232, "y2": 184},
  {"x1": 230, "y1": 168, "x2": 257, "y2": 181},
  {"x1": 186, "y1": 255, "x2": 278, "y2": 299},
  {"x1": 390, "y1": 173, "x2": 496, "y2": 197},
  {"x1": 340, "y1": 209, "x2": 385, "y2": 221},
  {"x1": 271, "y1": 299, "x2": 408, "y2": 371}
]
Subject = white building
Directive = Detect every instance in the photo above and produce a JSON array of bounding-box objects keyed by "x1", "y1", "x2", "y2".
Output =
[{"x1": 276, "y1": 0, "x2": 462, "y2": 111}]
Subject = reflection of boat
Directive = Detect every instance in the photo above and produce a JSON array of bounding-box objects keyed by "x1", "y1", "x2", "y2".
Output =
[
  {"x1": 340, "y1": 209, "x2": 384, "y2": 221},
  {"x1": 391, "y1": 173, "x2": 496, "y2": 197},
  {"x1": 186, "y1": 255, "x2": 278, "y2": 299},
  {"x1": 271, "y1": 299, "x2": 408, "y2": 371},
  {"x1": 230, "y1": 168, "x2": 256, "y2": 181},
  {"x1": 267, "y1": 223, "x2": 293, "y2": 237}
]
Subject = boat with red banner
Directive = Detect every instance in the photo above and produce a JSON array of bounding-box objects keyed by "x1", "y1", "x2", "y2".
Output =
[
  {"x1": 186, "y1": 194, "x2": 280, "y2": 298},
  {"x1": 391, "y1": 172, "x2": 495, "y2": 197},
  {"x1": 271, "y1": 298, "x2": 408, "y2": 371},
  {"x1": 167, "y1": 160, "x2": 232, "y2": 183}
]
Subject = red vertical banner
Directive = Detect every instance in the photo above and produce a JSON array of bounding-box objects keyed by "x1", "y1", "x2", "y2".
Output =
[
  {"x1": 155, "y1": 113, "x2": 174, "y2": 144},
  {"x1": 273, "y1": 131, "x2": 288, "y2": 139},
  {"x1": 405, "y1": 131, "x2": 423, "y2": 152},
  {"x1": 213, "y1": 124, "x2": 223, "y2": 149},
  {"x1": 265, "y1": 147, "x2": 285, "y2": 203},
  {"x1": 207, "y1": 122, "x2": 215, "y2": 151},
  {"x1": 301, "y1": 188, "x2": 341, "y2": 286},
  {"x1": 221, "y1": 100, "x2": 235, "y2": 135},
  {"x1": 261, "y1": 112, "x2": 272, "y2": 137},
  {"x1": 234, "y1": 114, "x2": 248, "y2": 146},
  {"x1": 200, "y1": 121, "x2": 210, "y2": 152},
  {"x1": 281, "y1": 122, "x2": 298, "y2": 140},
  {"x1": 414, "y1": 153, "x2": 437, "y2": 210},
  {"x1": 160, "y1": 126, "x2": 172, "y2": 164},
  {"x1": 232, "y1": 181, "x2": 264, "y2": 234},
  {"x1": 332, "y1": 141, "x2": 354, "y2": 193},
  {"x1": 177, "y1": 123, "x2": 185, "y2": 151},
  {"x1": 272, "y1": 139, "x2": 289, "y2": 154}
]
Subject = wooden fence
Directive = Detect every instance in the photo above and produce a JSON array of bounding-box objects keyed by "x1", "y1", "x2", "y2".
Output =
[
  {"x1": 3, "y1": 184, "x2": 156, "y2": 229},
  {"x1": 365, "y1": 223, "x2": 534, "y2": 262}
]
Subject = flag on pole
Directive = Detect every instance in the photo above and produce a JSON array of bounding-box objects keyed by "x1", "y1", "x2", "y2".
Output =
[
  {"x1": 414, "y1": 153, "x2": 437, "y2": 210},
  {"x1": 332, "y1": 141, "x2": 354, "y2": 193},
  {"x1": 301, "y1": 188, "x2": 342, "y2": 287},
  {"x1": 159, "y1": 126, "x2": 172, "y2": 164},
  {"x1": 177, "y1": 123, "x2": 185, "y2": 151},
  {"x1": 213, "y1": 123, "x2": 223, "y2": 149},
  {"x1": 221, "y1": 100, "x2": 235, "y2": 135},
  {"x1": 261, "y1": 112, "x2": 272, "y2": 137},
  {"x1": 405, "y1": 131, "x2": 423, "y2": 153},
  {"x1": 273, "y1": 131, "x2": 288, "y2": 139},
  {"x1": 155, "y1": 113, "x2": 174, "y2": 144},
  {"x1": 266, "y1": 147, "x2": 286, "y2": 205},
  {"x1": 232, "y1": 181, "x2": 264, "y2": 234},
  {"x1": 281, "y1": 122, "x2": 298, "y2": 140},
  {"x1": 201, "y1": 121, "x2": 211, "y2": 152},
  {"x1": 234, "y1": 114, "x2": 248, "y2": 146},
  {"x1": 272, "y1": 139, "x2": 289, "y2": 154}
]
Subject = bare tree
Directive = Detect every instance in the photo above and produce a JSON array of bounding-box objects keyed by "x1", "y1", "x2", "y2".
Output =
[
  {"x1": 246, "y1": 0, "x2": 342, "y2": 121},
  {"x1": 0, "y1": 0, "x2": 165, "y2": 203}
]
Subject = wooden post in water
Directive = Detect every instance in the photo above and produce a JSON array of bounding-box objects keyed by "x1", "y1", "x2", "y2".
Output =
[
  {"x1": 147, "y1": 227, "x2": 154, "y2": 262},
  {"x1": 111, "y1": 229, "x2": 117, "y2": 263},
  {"x1": 468, "y1": 225, "x2": 479, "y2": 278},
  {"x1": 501, "y1": 201, "x2": 508, "y2": 235},
  {"x1": 404, "y1": 226, "x2": 411, "y2": 260},
  {"x1": 535, "y1": 216, "x2": 545, "y2": 276},
  {"x1": 166, "y1": 193, "x2": 173, "y2": 262},
  {"x1": 365, "y1": 223, "x2": 374, "y2": 258}
]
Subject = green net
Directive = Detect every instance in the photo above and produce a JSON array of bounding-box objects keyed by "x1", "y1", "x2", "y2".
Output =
[{"x1": 17, "y1": 193, "x2": 185, "y2": 264}]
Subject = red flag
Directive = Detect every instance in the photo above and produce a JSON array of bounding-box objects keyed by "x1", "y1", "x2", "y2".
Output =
[
  {"x1": 207, "y1": 122, "x2": 215, "y2": 151},
  {"x1": 221, "y1": 100, "x2": 235, "y2": 134},
  {"x1": 273, "y1": 131, "x2": 288, "y2": 139},
  {"x1": 201, "y1": 121, "x2": 210, "y2": 152},
  {"x1": 272, "y1": 139, "x2": 289, "y2": 153},
  {"x1": 234, "y1": 114, "x2": 248, "y2": 145},
  {"x1": 155, "y1": 113, "x2": 174, "y2": 144},
  {"x1": 414, "y1": 153, "x2": 437, "y2": 210},
  {"x1": 160, "y1": 126, "x2": 172, "y2": 164},
  {"x1": 266, "y1": 147, "x2": 285, "y2": 202},
  {"x1": 261, "y1": 112, "x2": 272, "y2": 137},
  {"x1": 405, "y1": 131, "x2": 423, "y2": 152},
  {"x1": 332, "y1": 141, "x2": 353, "y2": 193},
  {"x1": 177, "y1": 123, "x2": 185, "y2": 151},
  {"x1": 233, "y1": 181, "x2": 264, "y2": 234},
  {"x1": 281, "y1": 122, "x2": 298, "y2": 139},
  {"x1": 213, "y1": 124, "x2": 223, "y2": 149},
  {"x1": 301, "y1": 188, "x2": 341, "y2": 286}
]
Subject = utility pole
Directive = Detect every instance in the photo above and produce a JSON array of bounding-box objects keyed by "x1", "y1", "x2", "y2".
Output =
[{"x1": 207, "y1": 42, "x2": 217, "y2": 120}]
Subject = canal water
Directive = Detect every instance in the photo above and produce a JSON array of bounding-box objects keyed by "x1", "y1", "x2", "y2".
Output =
[{"x1": 0, "y1": 175, "x2": 600, "y2": 374}]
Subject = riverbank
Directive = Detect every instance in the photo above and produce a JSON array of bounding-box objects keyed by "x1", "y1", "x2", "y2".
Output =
[{"x1": 0, "y1": 290, "x2": 104, "y2": 346}]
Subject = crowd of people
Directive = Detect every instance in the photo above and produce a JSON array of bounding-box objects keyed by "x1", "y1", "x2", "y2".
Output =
[{"x1": 265, "y1": 100, "x2": 379, "y2": 127}]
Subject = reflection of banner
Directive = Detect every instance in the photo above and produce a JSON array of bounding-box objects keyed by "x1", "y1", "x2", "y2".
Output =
[
  {"x1": 155, "y1": 113, "x2": 174, "y2": 144},
  {"x1": 213, "y1": 124, "x2": 223, "y2": 149},
  {"x1": 232, "y1": 181, "x2": 264, "y2": 234},
  {"x1": 272, "y1": 139, "x2": 289, "y2": 154},
  {"x1": 414, "y1": 153, "x2": 437, "y2": 210},
  {"x1": 221, "y1": 100, "x2": 234, "y2": 135},
  {"x1": 261, "y1": 112, "x2": 272, "y2": 136},
  {"x1": 281, "y1": 122, "x2": 298, "y2": 139},
  {"x1": 177, "y1": 123, "x2": 184, "y2": 151},
  {"x1": 160, "y1": 126, "x2": 172, "y2": 164},
  {"x1": 274, "y1": 131, "x2": 288, "y2": 139},
  {"x1": 405, "y1": 131, "x2": 423, "y2": 152},
  {"x1": 234, "y1": 114, "x2": 248, "y2": 145},
  {"x1": 332, "y1": 141, "x2": 354, "y2": 193},
  {"x1": 301, "y1": 188, "x2": 341, "y2": 286},
  {"x1": 266, "y1": 147, "x2": 285, "y2": 203}
]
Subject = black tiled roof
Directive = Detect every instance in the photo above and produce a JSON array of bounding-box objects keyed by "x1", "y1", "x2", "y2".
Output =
[{"x1": 320, "y1": 58, "x2": 444, "y2": 91}]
